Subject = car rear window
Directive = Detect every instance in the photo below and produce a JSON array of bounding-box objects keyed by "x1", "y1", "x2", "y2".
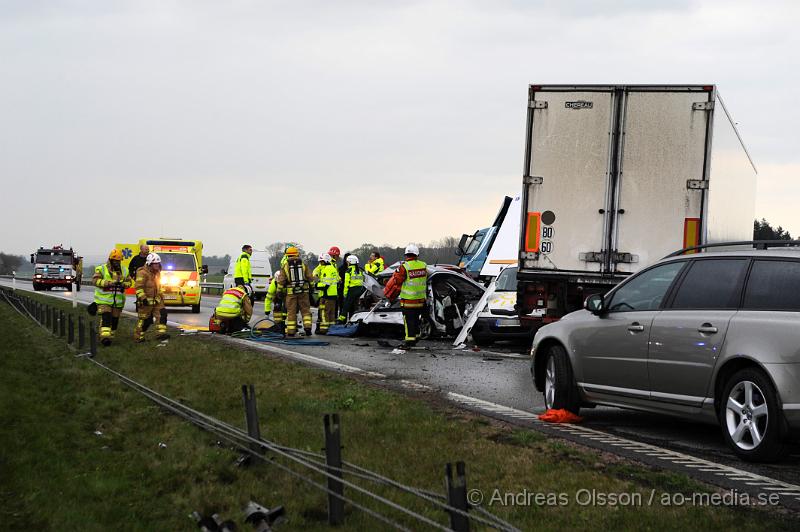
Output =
[
  {"x1": 743, "y1": 260, "x2": 800, "y2": 310},
  {"x1": 670, "y1": 259, "x2": 748, "y2": 309}
]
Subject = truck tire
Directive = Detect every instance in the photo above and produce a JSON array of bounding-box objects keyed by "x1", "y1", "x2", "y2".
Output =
[
  {"x1": 719, "y1": 368, "x2": 786, "y2": 462},
  {"x1": 33, "y1": 283, "x2": 41, "y2": 291},
  {"x1": 191, "y1": 304, "x2": 201, "y2": 314},
  {"x1": 543, "y1": 344, "x2": 581, "y2": 414}
]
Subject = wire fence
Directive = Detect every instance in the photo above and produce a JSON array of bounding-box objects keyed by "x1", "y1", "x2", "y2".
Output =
[{"x1": 0, "y1": 286, "x2": 521, "y2": 532}]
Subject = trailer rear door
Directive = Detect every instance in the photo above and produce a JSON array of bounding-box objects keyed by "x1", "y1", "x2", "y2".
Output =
[
  {"x1": 611, "y1": 88, "x2": 712, "y2": 272},
  {"x1": 523, "y1": 88, "x2": 615, "y2": 274}
]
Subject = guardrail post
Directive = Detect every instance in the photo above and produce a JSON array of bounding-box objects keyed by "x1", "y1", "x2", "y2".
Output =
[
  {"x1": 324, "y1": 413, "x2": 344, "y2": 525},
  {"x1": 78, "y1": 316, "x2": 85, "y2": 349},
  {"x1": 241, "y1": 385, "x2": 263, "y2": 455},
  {"x1": 445, "y1": 462, "x2": 470, "y2": 532},
  {"x1": 68, "y1": 314, "x2": 75, "y2": 344},
  {"x1": 89, "y1": 321, "x2": 97, "y2": 357},
  {"x1": 59, "y1": 310, "x2": 65, "y2": 337},
  {"x1": 52, "y1": 307, "x2": 58, "y2": 335},
  {"x1": 44, "y1": 304, "x2": 51, "y2": 329}
]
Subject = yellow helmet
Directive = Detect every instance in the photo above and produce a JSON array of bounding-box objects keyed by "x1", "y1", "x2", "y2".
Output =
[
  {"x1": 108, "y1": 249, "x2": 123, "y2": 261},
  {"x1": 286, "y1": 246, "x2": 300, "y2": 258}
]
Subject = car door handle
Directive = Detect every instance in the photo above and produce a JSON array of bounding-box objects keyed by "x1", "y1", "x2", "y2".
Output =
[
  {"x1": 698, "y1": 323, "x2": 718, "y2": 334},
  {"x1": 627, "y1": 323, "x2": 645, "y2": 333}
]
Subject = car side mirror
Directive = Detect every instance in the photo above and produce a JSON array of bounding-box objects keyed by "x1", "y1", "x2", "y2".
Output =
[
  {"x1": 456, "y1": 234, "x2": 468, "y2": 256},
  {"x1": 584, "y1": 294, "x2": 605, "y2": 315},
  {"x1": 30, "y1": 254, "x2": 35, "y2": 264},
  {"x1": 201, "y1": 265, "x2": 209, "y2": 274}
]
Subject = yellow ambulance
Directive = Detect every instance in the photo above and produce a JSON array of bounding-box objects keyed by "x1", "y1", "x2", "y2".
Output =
[{"x1": 115, "y1": 238, "x2": 207, "y2": 313}]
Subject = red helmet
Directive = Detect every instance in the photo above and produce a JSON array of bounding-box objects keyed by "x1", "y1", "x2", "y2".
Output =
[{"x1": 328, "y1": 246, "x2": 341, "y2": 257}]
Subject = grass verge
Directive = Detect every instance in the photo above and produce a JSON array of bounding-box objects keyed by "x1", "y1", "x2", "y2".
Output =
[{"x1": 0, "y1": 293, "x2": 796, "y2": 530}]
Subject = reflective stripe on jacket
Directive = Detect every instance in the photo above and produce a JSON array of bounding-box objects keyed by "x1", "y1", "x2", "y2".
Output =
[
  {"x1": 318, "y1": 264, "x2": 340, "y2": 297},
  {"x1": 365, "y1": 257, "x2": 385, "y2": 276},
  {"x1": 344, "y1": 265, "x2": 364, "y2": 296},
  {"x1": 216, "y1": 287, "x2": 247, "y2": 318},
  {"x1": 400, "y1": 260, "x2": 427, "y2": 307},
  {"x1": 93, "y1": 263, "x2": 130, "y2": 308}
]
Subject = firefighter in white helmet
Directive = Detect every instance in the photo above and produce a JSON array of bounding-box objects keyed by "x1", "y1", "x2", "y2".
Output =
[
  {"x1": 338, "y1": 254, "x2": 365, "y2": 323},
  {"x1": 275, "y1": 246, "x2": 313, "y2": 336},
  {"x1": 384, "y1": 244, "x2": 428, "y2": 347},
  {"x1": 134, "y1": 253, "x2": 169, "y2": 342}
]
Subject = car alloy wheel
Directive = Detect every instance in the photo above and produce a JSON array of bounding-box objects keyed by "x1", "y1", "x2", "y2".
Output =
[
  {"x1": 545, "y1": 355, "x2": 556, "y2": 409},
  {"x1": 725, "y1": 380, "x2": 768, "y2": 451}
]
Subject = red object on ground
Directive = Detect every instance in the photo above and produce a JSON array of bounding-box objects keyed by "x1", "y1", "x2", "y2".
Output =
[{"x1": 538, "y1": 409, "x2": 583, "y2": 423}]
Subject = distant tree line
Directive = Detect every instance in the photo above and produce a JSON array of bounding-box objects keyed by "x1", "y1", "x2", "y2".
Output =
[
  {"x1": 261, "y1": 237, "x2": 461, "y2": 271},
  {"x1": 754, "y1": 218, "x2": 792, "y2": 241},
  {"x1": 0, "y1": 253, "x2": 25, "y2": 275},
  {"x1": 202, "y1": 254, "x2": 232, "y2": 274}
]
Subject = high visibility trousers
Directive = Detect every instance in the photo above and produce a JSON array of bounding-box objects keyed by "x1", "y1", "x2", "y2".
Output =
[
  {"x1": 320, "y1": 296, "x2": 337, "y2": 333},
  {"x1": 338, "y1": 286, "x2": 365, "y2": 323},
  {"x1": 402, "y1": 306, "x2": 424, "y2": 343},
  {"x1": 135, "y1": 305, "x2": 168, "y2": 342},
  {"x1": 272, "y1": 297, "x2": 287, "y2": 334},
  {"x1": 285, "y1": 293, "x2": 312, "y2": 336},
  {"x1": 98, "y1": 305, "x2": 122, "y2": 344}
]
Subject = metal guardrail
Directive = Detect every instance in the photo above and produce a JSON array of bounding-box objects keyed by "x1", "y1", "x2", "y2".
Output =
[{"x1": 0, "y1": 274, "x2": 225, "y2": 295}]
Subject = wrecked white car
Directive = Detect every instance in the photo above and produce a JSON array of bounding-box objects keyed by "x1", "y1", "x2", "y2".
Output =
[{"x1": 350, "y1": 263, "x2": 485, "y2": 338}]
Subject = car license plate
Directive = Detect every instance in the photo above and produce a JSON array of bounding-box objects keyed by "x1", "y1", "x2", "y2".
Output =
[
  {"x1": 496, "y1": 318, "x2": 521, "y2": 327},
  {"x1": 163, "y1": 294, "x2": 177, "y2": 301}
]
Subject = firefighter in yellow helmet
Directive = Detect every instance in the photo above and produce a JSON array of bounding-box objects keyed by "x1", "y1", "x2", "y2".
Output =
[
  {"x1": 275, "y1": 246, "x2": 313, "y2": 336},
  {"x1": 134, "y1": 253, "x2": 169, "y2": 342},
  {"x1": 264, "y1": 277, "x2": 286, "y2": 334},
  {"x1": 92, "y1": 249, "x2": 133, "y2": 346}
]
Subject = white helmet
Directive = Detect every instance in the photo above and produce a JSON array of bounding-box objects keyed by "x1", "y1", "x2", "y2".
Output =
[
  {"x1": 146, "y1": 253, "x2": 161, "y2": 266},
  {"x1": 320, "y1": 253, "x2": 331, "y2": 262},
  {"x1": 347, "y1": 255, "x2": 359, "y2": 265},
  {"x1": 404, "y1": 244, "x2": 419, "y2": 256}
]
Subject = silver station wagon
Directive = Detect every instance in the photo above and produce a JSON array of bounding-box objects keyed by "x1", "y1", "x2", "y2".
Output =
[{"x1": 530, "y1": 242, "x2": 800, "y2": 461}]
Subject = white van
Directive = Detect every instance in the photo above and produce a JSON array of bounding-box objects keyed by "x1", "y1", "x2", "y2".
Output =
[{"x1": 223, "y1": 250, "x2": 273, "y2": 300}]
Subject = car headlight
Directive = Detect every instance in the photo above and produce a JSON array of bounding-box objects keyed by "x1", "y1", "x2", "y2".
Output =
[
  {"x1": 186, "y1": 280, "x2": 197, "y2": 287},
  {"x1": 35, "y1": 274, "x2": 42, "y2": 278},
  {"x1": 65, "y1": 276, "x2": 73, "y2": 280}
]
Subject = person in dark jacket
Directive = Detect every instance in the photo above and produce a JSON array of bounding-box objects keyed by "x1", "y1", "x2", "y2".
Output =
[
  {"x1": 128, "y1": 244, "x2": 150, "y2": 279},
  {"x1": 128, "y1": 244, "x2": 149, "y2": 309}
]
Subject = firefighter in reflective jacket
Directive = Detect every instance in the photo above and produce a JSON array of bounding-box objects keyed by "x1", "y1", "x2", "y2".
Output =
[
  {"x1": 315, "y1": 253, "x2": 340, "y2": 334},
  {"x1": 214, "y1": 285, "x2": 253, "y2": 334},
  {"x1": 365, "y1": 251, "x2": 385, "y2": 277},
  {"x1": 234, "y1": 244, "x2": 253, "y2": 288},
  {"x1": 385, "y1": 244, "x2": 427, "y2": 347},
  {"x1": 134, "y1": 253, "x2": 169, "y2": 342},
  {"x1": 338, "y1": 255, "x2": 365, "y2": 323},
  {"x1": 92, "y1": 249, "x2": 133, "y2": 346},
  {"x1": 275, "y1": 247, "x2": 313, "y2": 336},
  {"x1": 264, "y1": 277, "x2": 286, "y2": 333}
]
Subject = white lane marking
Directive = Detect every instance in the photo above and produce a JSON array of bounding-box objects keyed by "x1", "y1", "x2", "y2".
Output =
[
  {"x1": 220, "y1": 335, "x2": 387, "y2": 378},
  {"x1": 13, "y1": 280, "x2": 800, "y2": 504},
  {"x1": 443, "y1": 392, "x2": 800, "y2": 501}
]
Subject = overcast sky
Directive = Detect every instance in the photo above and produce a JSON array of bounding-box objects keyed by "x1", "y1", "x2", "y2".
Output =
[{"x1": 1, "y1": 0, "x2": 798, "y2": 258}]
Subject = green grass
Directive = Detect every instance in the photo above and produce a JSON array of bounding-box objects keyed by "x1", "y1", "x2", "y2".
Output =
[{"x1": 0, "y1": 293, "x2": 796, "y2": 531}]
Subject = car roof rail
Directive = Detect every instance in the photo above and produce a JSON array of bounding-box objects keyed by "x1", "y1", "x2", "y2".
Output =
[{"x1": 664, "y1": 240, "x2": 800, "y2": 258}]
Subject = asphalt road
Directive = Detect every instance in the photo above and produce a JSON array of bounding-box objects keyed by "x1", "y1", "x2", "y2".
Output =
[{"x1": 4, "y1": 277, "x2": 799, "y2": 488}]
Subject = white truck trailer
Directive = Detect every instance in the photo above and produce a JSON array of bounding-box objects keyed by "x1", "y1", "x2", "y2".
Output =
[{"x1": 516, "y1": 84, "x2": 757, "y2": 327}]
